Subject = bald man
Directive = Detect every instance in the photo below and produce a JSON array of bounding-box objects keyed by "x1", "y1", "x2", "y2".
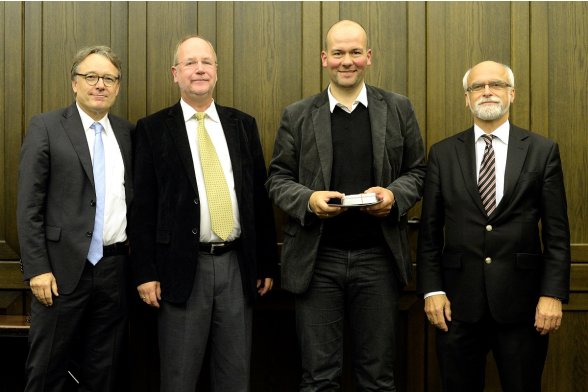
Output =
[
  {"x1": 417, "y1": 61, "x2": 570, "y2": 391},
  {"x1": 267, "y1": 20, "x2": 426, "y2": 390}
]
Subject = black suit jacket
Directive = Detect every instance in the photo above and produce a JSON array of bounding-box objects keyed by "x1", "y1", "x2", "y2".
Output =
[
  {"x1": 17, "y1": 103, "x2": 134, "y2": 294},
  {"x1": 266, "y1": 85, "x2": 426, "y2": 294},
  {"x1": 130, "y1": 101, "x2": 278, "y2": 303},
  {"x1": 417, "y1": 124, "x2": 571, "y2": 324}
]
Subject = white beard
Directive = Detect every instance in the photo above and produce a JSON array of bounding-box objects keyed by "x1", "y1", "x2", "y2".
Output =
[{"x1": 472, "y1": 99, "x2": 509, "y2": 121}]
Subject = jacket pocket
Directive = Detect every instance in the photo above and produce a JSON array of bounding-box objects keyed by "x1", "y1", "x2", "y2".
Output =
[{"x1": 45, "y1": 226, "x2": 61, "y2": 241}]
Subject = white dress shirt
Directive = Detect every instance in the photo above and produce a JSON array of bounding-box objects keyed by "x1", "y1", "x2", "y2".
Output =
[
  {"x1": 180, "y1": 98, "x2": 241, "y2": 242},
  {"x1": 78, "y1": 104, "x2": 127, "y2": 245},
  {"x1": 327, "y1": 83, "x2": 369, "y2": 113}
]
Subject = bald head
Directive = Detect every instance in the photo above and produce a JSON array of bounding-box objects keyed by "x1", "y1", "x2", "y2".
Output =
[{"x1": 324, "y1": 20, "x2": 369, "y2": 52}]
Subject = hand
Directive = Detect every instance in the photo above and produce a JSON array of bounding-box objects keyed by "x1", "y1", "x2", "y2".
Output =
[
  {"x1": 257, "y1": 278, "x2": 274, "y2": 296},
  {"x1": 361, "y1": 187, "x2": 394, "y2": 218},
  {"x1": 424, "y1": 294, "x2": 452, "y2": 332},
  {"x1": 137, "y1": 281, "x2": 161, "y2": 308},
  {"x1": 309, "y1": 191, "x2": 346, "y2": 219},
  {"x1": 29, "y1": 272, "x2": 59, "y2": 307},
  {"x1": 535, "y1": 296, "x2": 562, "y2": 335}
]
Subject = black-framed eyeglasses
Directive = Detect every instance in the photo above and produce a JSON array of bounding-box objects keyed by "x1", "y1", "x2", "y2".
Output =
[
  {"x1": 466, "y1": 81, "x2": 512, "y2": 93},
  {"x1": 75, "y1": 73, "x2": 120, "y2": 87}
]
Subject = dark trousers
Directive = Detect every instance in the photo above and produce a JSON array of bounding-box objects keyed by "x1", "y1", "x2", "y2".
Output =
[
  {"x1": 158, "y1": 250, "x2": 252, "y2": 392},
  {"x1": 295, "y1": 245, "x2": 400, "y2": 392},
  {"x1": 24, "y1": 255, "x2": 128, "y2": 392},
  {"x1": 436, "y1": 310, "x2": 549, "y2": 392}
]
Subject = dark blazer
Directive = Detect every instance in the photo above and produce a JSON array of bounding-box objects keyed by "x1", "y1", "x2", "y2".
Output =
[
  {"x1": 266, "y1": 85, "x2": 426, "y2": 294},
  {"x1": 130, "y1": 101, "x2": 278, "y2": 304},
  {"x1": 417, "y1": 124, "x2": 571, "y2": 324},
  {"x1": 17, "y1": 103, "x2": 134, "y2": 295}
]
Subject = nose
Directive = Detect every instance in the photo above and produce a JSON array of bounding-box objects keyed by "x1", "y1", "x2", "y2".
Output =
[
  {"x1": 95, "y1": 77, "x2": 106, "y2": 89},
  {"x1": 341, "y1": 53, "x2": 353, "y2": 66}
]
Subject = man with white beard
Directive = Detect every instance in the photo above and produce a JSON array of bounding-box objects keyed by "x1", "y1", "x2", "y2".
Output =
[{"x1": 417, "y1": 61, "x2": 571, "y2": 391}]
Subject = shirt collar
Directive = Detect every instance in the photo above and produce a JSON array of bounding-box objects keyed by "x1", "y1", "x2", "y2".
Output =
[
  {"x1": 474, "y1": 120, "x2": 510, "y2": 145},
  {"x1": 77, "y1": 103, "x2": 109, "y2": 134},
  {"x1": 327, "y1": 83, "x2": 368, "y2": 113},
  {"x1": 180, "y1": 98, "x2": 220, "y2": 124}
]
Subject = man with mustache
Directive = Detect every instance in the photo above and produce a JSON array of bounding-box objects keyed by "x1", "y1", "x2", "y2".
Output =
[{"x1": 417, "y1": 60, "x2": 571, "y2": 391}]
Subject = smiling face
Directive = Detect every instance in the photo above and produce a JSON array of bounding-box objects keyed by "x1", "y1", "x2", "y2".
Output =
[
  {"x1": 465, "y1": 61, "x2": 515, "y2": 127},
  {"x1": 321, "y1": 20, "x2": 372, "y2": 93},
  {"x1": 172, "y1": 37, "x2": 218, "y2": 110},
  {"x1": 72, "y1": 53, "x2": 120, "y2": 121}
]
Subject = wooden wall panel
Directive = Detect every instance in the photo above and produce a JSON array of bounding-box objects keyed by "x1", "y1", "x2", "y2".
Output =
[
  {"x1": 233, "y1": 2, "x2": 302, "y2": 165},
  {"x1": 1, "y1": 2, "x2": 587, "y2": 391},
  {"x1": 547, "y1": 2, "x2": 588, "y2": 245},
  {"x1": 1, "y1": 2, "x2": 22, "y2": 260}
]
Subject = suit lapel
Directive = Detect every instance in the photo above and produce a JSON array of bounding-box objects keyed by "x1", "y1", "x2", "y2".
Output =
[
  {"x1": 312, "y1": 92, "x2": 333, "y2": 189},
  {"x1": 166, "y1": 103, "x2": 199, "y2": 195},
  {"x1": 62, "y1": 104, "x2": 94, "y2": 186},
  {"x1": 494, "y1": 125, "x2": 529, "y2": 217},
  {"x1": 216, "y1": 105, "x2": 242, "y2": 200},
  {"x1": 456, "y1": 128, "x2": 487, "y2": 215},
  {"x1": 366, "y1": 86, "x2": 386, "y2": 184}
]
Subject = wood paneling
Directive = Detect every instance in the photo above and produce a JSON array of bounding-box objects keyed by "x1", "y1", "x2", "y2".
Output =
[
  {"x1": 547, "y1": 2, "x2": 588, "y2": 244},
  {"x1": 1, "y1": 2, "x2": 587, "y2": 391},
  {"x1": 233, "y1": 2, "x2": 302, "y2": 165}
]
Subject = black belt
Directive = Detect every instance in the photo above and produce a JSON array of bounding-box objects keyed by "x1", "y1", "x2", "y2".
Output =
[
  {"x1": 199, "y1": 239, "x2": 240, "y2": 255},
  {"x1": 103, "y1": 242, "x2": 129, "y2": 257}
]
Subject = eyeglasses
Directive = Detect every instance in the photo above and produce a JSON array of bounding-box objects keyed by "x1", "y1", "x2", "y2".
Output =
[
  {"x1": 466, "y1": 81, "x2": 512, "y2": 93},
  {"x1": 175, "y1": 59, "x2": 216, "y2": 71},
  {"x1": 75, "y1": 73, "x2": 119, "y2": 87}
]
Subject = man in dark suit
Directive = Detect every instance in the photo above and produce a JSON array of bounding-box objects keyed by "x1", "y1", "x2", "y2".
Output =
[
  {"x1": 266, "y1": 20, "x2": 426, "y2": 391},
  {"x1": 17, "y1": 46, "x2": 133, "y2": 391},
  {"x1": 417, "y1": 60, "x2": 571, "y2": 391},
  {"x1": 130, "y1": 35, "x2": 277, "y2": 392}
]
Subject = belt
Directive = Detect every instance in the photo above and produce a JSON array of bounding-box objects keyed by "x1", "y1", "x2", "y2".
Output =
[
  {"x1": 103, "y1": 242, "x2": 129, "y2": 257},
  {"x1": 199, "y1": 239, "x2": 240, "y2": 255}
]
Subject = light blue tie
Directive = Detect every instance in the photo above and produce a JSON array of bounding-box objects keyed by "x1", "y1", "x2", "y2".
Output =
[{"x1": 88, "y1": 122, "x2": 105, "y2": 264}]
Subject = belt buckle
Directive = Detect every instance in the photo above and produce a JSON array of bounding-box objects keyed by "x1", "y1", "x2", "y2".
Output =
[{"x1": 210, "y1": 243, "x2": 225, "y2": 255}]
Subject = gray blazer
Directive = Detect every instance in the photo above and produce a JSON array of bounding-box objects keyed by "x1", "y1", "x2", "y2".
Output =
[
  {"x1": 266, "y1": 85, "x2": 426, "y2": 294},
  {"x1": 17, "y1": 103, "x2": 133, "y2": 295}
]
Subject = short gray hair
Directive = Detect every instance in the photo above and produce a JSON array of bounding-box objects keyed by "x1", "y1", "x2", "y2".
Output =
[
  {"x1": 462, "y1": 62, "x2": 515, "y2": 91},
  {"x1": 70, "y1": 46, "x2": 122, "y2": 80}
]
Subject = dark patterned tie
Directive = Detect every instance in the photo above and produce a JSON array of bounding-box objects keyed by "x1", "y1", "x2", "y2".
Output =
[{"x1": 478, "y1": 134, "x2": 496, "y2": 216}]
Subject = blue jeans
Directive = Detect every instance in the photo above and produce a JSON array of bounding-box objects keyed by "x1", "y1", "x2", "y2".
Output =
[{"x1": 295, "y1": 245, "x2": 400, "y2": 391}]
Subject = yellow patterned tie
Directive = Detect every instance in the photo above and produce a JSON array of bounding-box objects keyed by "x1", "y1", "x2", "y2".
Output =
[{"x1": 196, "y1": 112, "x2": 234, "y2": 240}]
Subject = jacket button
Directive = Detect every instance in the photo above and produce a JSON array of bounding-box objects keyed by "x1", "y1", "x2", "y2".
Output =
[
  {"x1": 485, "y1": 257, "x2": 492, "y2": 264},
  {"x1": 86, "y1": 232, "x2": 93, "y2": 238},
  {"x1": 486, "y1": 225, "x2": 492, "y2": 232},
  {"x1": 194, "y1": 198, "x2": 199, "y2": 205},
  {"x1": 90, "y1": 200, "x2": 96, "y2": 207},
  {"x1": 192, "y1": 228, "x2": 198, "y2": 235}
]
